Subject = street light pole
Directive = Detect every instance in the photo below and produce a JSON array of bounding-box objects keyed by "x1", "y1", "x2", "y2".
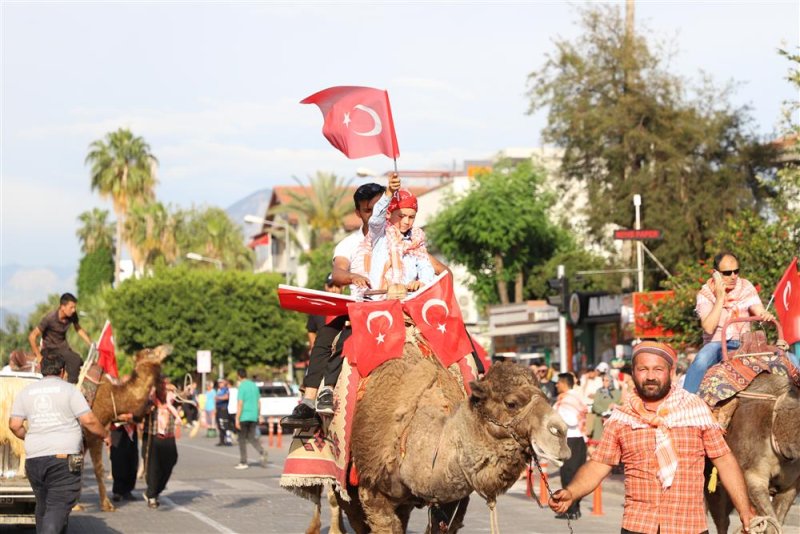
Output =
[{"x1": 633, "y1": 194, "x2": 644, "y2": 293}]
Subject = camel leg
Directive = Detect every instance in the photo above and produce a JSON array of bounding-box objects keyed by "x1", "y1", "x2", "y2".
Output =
[
  {"x1": 358, "y1": 486, "x2": 403, "y2": 533},
  {"x1": 87, "y1": 436, "x2": 115, "y2": 512},
  {"x1": 448, "y1": 497, "x2": 469, "y2": 533},
  {"x1": 744, "y1": 472, "x2": 778, "y2": 522},
  {"x1": 328, "y1": 485, "x2": 346, "y2": 534},
  {"x1": 337, "y1": 484, "x2": 370, "y2": 534},
  {"x1": 305, "y1": 502, "x2": 322, "y2": 534},
  {"x1": 396, "y1": 503, "x2": 413, "y2": 532},
  {"x1": 771, "y1": 486, "x2": 799, "y2": 525},
  {"x1": 706, "y1": 486, "x2": 732, "y2": 534}
]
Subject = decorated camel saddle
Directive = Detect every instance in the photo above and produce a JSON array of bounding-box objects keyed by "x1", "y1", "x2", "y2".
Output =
[
  {"x1": 279, "y1": 272, "x2": 483, "y2": 502},
  {"x1": 7, "y1": 350, "x2": 40, "y2": 374},
  {"x1": 698, "y1": 317, "x2": 800, "y2": 429}
]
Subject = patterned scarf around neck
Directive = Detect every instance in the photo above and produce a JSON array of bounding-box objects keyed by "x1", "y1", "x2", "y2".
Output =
[
  {"x1": 358, "y1": 224, "x2": 428, "y2": 291},
  {"x1": 608, "y1": 386, "x2": 719, "y2": 489}
]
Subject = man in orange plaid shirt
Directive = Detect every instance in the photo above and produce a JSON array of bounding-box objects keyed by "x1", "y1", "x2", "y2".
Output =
[{"x1": 549, "y1": 341, "x2": 755, "y2": 534}]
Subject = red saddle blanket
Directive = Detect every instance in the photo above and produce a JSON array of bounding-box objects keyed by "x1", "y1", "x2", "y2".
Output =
[{"x1": 697, "y1": 352, "x2": 800, "y2": 408}]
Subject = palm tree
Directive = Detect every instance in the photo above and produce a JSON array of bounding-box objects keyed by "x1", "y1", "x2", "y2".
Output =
[
  {"x1": 76, "y1": 208, "x2": 115, "y2": 254},
  {"x1": 86, "y1": 128, "x2": 158, "y2": 285},
  {"x1": 270, "y1": 171, "x2": 353, "y2": 249},
  {"x1": 177, "y1": 207, "x2": 253, "y2": 270}
]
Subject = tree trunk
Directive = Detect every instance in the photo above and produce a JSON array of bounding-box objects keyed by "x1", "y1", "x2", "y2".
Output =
[
  {"x1": 514, "y1": 270, "x2": 524, "y2": 303},
  {"x1": 494, "y1": 255, "x2": 509, "y2": 305},
  {"x1": 114, "y1": 217, "x2": 123, "y2": 287}
]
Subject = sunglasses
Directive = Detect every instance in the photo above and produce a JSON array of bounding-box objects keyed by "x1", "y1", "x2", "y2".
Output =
[{"x1": 718, "y1": 269, "x2": 740, "y2": 276}]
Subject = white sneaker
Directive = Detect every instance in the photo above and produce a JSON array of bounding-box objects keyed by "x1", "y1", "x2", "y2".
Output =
[{"x1": 235, "y1": 463, "x2": 249, "y2": 470}]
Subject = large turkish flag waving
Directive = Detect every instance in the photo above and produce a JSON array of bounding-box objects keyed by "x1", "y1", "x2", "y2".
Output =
[
  {"x1": 343, "y1": 299, "x2": 406, "y2": 376},
  {"x1": 773, "y1": 257, "x2": 800, "y2": 344},
  {"x1": 97, "y1": 320, "x2": 118, "y2": 378},
  {"x1": 403, "y1": 272, "x2": 473, "y2": 367},
  {"x1": 301, "y1": 86, "x2": 400, "y2": 159}
]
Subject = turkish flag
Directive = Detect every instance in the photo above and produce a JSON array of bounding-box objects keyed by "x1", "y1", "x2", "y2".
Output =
[
  {"x1": 97, "y1": 321, "x2": 118, "y2": 378},
  {"x1": 773, "y1": 257, "x2": 800, "y2": 344},
  {"x1": 301, "y1": 86, "x2": 400, "y2": 159},
  {"x1": 343, "y1": 299, "x2": 406, "y2": 376},
  {"x1": 403, "y1": 272, "x2": 473, "y2": 368},
  {"x1": 278, "y1": 284, "x2": 358, "y2": 316}
]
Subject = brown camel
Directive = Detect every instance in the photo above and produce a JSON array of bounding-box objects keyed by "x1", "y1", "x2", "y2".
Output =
[
  {"x1": 707, "y1": 372, "x2": 800, "y2": 533},
  {"x1": 348, "y1": 331, "x2": 570, "y2": 533},
  {"x1": 86, "y1": 344, "x2": 172, "y2": 511},
  {"x1": 305, "y1": 485, "x2": 345, "y2": 534}
]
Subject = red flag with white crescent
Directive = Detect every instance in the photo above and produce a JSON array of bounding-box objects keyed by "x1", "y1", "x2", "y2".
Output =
[
  {"x1": 343, "y1": 299, "x2": 405, "y2": 376},
  {"x1": 773, "y1": 257, "x2": 800, "y2": 344},
  {"x1": 278, "y1": 285, "x2": 358, "y2": 316},
  {"x1": 97, "y1": 321, "x2": 118, "y2": 378},
  {"x1": 403, "y1": 272, "x2": 473, "y2": 368},
  {"x1": 301, "y1": 86, "x2": 400, "y2": 159}
]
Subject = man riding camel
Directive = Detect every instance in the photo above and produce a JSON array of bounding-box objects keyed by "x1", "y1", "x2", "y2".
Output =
[{"x1": 28, "y1": 292, "x2": 93, "y2": 384}]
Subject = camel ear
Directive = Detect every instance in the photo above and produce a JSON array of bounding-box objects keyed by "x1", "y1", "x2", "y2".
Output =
[{"x1": 470, "y1": 380, "x2": 489, "y2": 405}]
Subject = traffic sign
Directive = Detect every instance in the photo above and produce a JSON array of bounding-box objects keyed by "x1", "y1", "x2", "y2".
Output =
[{"x1": 613, "y1": 229, "x2": 662, "y2": 240}]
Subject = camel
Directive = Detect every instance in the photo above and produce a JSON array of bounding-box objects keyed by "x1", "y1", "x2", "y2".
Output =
[
  {"x1": 85, "y1": 344, "x2": 172, "y2": 512},
  {"x1": 348, "y1": 332, "x2": 571, "y2": 533},
  {"x1": 305, "y1": 485, "x2": 345, "y2": 534},
  {"x1": 706, "y1": 372, "x2": 800, "y2": 533}
]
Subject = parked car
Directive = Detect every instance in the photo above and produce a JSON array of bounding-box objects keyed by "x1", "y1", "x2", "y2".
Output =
[{"x1": 256, "y1": 381, "x2": 301, "y2": 421}]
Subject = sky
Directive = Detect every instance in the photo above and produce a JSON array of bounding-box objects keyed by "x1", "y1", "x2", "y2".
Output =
[{"x1": 1, "y1": 0, "x2": 798, "y2": 317}]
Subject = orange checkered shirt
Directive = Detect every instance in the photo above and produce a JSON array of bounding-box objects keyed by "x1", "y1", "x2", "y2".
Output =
[{"x1": 592, "y1": 419, "x2": 730, "y2": 534}]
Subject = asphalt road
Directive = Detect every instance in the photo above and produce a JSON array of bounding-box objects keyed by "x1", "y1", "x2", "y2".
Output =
[{"x1": 1, "y1": 428, "x2": 797, "y2": 533}]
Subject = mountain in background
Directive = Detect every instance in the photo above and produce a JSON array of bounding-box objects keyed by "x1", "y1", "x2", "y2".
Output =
[{"x1": 225, "y1": 188, "x2": 272, "y2": 244}]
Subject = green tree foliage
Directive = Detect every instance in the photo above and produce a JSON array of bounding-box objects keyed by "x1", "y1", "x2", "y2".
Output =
[
  {"x1": 270, "y1": 172, "x2": 352, "y2": 248},
  {"x1": 177, "y1": 206, "x2": 253, "y2": 271},
  {"x1": 76, "y1": 247, "x2": 114, "y2": 298},
  {"x1": 108, "y1": 267, "x2": 305, "y2": 378},
  {"x1": 649, "y1": 210, "x2": 800, "y2": 348},
  {"x1": 426, "y1": 159, "x2": 564, "y2": 307},
  {"x1": 86, "y1": 128, "x2": 158, "y2": 285},
  {"x1": 527, "y1": 5, "x2": 777, "y2": 278},
  {"x1": 76, "y1": 208, "x2": 115, "y2": 254},
  {"x1": 125, "y1": 201, "x2": 183, "y2": 272},
  {"x1": 0, "y1": 315, "x2": 29, "y2": 362},
  {"x1": 300, "y1": 241, "x2": 336, "y2": 290}
]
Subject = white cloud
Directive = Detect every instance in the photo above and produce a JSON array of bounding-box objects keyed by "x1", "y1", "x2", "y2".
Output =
[{"x1": 1, "y1": 267, "x2": 74, "y2": 313}]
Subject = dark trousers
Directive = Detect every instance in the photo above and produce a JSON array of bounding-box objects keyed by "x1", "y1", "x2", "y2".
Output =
[
  {"x1": 42, "y1": 347, "x2": 82, "y2": 384},
  {"x1": 238, "y1": 421, "x2": 265, "y2": 463},
  {"x1": 26, "y1": 455, "x2": 82, "y2": 534},
  {"x1": 145, "y1": 436, "x2": 178, "y2": 499},
  {"x1": 559, "y1": 437, "x2": 587, "y2": 515},
  {"x1": 216, "y1": 408, "x2": 231, "y2": 444},
  {"x1": 304, "y1": 315, "x2": 348, "y2": 388},
  {"x1": 110, "y1": 426, "x2": 138, "y2": 496}
]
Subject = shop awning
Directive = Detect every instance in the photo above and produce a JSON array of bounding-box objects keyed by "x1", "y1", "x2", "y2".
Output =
[{"x1": 486, "y1": 322, "x2": 558, "y2": 337}]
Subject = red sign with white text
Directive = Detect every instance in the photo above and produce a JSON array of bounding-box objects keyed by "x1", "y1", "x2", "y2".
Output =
[
  {"x1": 614, "y1": 229, "x2": 662, "y2": 240},
  {"x1": 633, "y1": 291, "x2": 674, "y2": 338}
]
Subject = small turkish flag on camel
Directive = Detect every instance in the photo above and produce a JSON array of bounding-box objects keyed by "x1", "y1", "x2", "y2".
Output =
[
  {"x1": 343, "y1": 299, "x2": 406, "y2": 376},
  {"x1": 301, "y1": 86, "x2": 400, "y2": 159},
  {"x1": 403, "y1": 271, "x2": 473, "y2": 368},
  {"x1": 773, "y1": 257, "x2": 800, "y2": 345},
  {"x1": 97, "y1": 320, "x2": 118, "y2": 378}
]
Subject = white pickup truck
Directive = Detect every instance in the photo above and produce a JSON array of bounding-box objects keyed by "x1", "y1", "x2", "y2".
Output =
[
  {"x1": 0, "y1": 369, "x2": 40, "y2": 525},
  {"x1": 257, "y1": 381, "x2": 301, "y2": 420}
]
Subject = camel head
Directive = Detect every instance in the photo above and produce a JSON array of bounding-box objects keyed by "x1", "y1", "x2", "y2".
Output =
[
  {"x1": 469, "y1": 361, "x2": 570, "y2": 467},
  {"x1": 134, "y1": 344, "x2": 173, "y2": 365}
]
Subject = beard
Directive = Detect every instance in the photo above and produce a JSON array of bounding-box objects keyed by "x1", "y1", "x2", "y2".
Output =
[{"x1": 634, "y1": 377, "x2": 671, "y2": 401}]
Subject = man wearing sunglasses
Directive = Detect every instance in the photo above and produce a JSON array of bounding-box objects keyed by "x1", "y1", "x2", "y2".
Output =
[{"x1": 683, "y1": 252, "x2": 775, "y2": 393}]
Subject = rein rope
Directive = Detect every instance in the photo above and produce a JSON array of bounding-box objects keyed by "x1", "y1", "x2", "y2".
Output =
[{"x1": 476, "y1": 397, "x2": 574, "y2": 534}]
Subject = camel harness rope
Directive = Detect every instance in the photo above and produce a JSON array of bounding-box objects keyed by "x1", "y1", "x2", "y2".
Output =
[{"x1": 478, "y1": 399, "x2": 574, "y2": 534}]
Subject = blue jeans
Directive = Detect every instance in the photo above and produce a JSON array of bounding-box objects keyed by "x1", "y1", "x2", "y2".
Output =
[{"x1": 683, "y1": 340, "x2": 740, "y2": 393}]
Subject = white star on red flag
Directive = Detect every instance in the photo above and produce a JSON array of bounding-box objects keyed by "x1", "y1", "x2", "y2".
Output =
[{"x1": 376, "y1": 332, "x2": 385, "y2": 344}]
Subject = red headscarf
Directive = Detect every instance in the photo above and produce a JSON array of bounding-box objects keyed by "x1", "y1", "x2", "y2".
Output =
[{"x1": 387, "y1": 189, "x2": 418, "y2": 214}]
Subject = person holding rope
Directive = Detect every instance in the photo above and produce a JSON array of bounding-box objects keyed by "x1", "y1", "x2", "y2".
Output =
[
  {"x1": 143, "y1": 377, "x2": 181, "y2": 509},
  {"x1": 8, "y1": 355, "x2": 109, "y2": 533},
  {"x1": 549, "y1": 341, "x2": 755, "y2": 534}
]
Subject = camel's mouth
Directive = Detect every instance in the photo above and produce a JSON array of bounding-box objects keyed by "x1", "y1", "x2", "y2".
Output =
[{"x1": 531, "y1": 440, "x2": 564, "y2": 467}]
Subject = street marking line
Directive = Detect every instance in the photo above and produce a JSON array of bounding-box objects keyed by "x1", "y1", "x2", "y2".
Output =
[
  {"x1": 160, "y1": 495, "x2": 237, "y2": 534},
  {"x1": 178, "y1": 441, "x2": 240, "y2": 459}
]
